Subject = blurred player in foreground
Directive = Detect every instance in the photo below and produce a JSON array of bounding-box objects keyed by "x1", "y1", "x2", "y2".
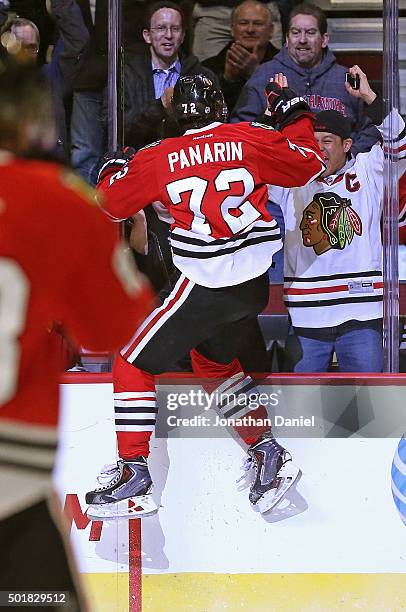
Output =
[
  {"x1": 85, "y1": 73, "x2": 326, "y2": 520},
  {"x1": 0, "y1": 59, "x2": 153, "y2": 609}
]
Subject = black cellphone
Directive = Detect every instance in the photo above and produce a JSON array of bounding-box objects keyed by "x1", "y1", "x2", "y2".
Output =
[{"x1": 345, "y1": 73, "x2": 360, "y2": 90}]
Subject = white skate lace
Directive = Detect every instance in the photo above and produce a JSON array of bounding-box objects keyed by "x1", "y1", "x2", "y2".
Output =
[{"x1": 94, "y1": 462, "x2": 123, "y2": 491}]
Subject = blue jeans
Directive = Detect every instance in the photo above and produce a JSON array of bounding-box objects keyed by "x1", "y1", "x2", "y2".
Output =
[
  {"x1": 70, "y1": 90, "x2": 106, "y2": 186},
  {"x1": 287, "y1": 318, "x2": 383, "y2": 373}
]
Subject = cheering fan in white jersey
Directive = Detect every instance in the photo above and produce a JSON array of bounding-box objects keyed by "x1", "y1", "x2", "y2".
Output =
[{"x1": 268, "y1": 67, "x2": 406, "y2": 372}]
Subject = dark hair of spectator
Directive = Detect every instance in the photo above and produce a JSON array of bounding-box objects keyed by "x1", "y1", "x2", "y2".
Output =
[
  {"x1": 143, "y1": 1, "x2": 185, "y2": 31},
  {"x1": 288, "y1": 2, "x2": 328, "y2": 36}
]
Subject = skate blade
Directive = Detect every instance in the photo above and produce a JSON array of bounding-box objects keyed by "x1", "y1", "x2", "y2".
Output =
[
  {"x1": 256, "y1": 466, "x2": 301, "y2": 514},
  {"x1": 86, "y1": 495, "x2": 158, "y2": 521}
]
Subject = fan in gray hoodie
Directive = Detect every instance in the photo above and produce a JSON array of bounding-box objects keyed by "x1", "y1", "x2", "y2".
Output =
[{"x1": 231, "y1": 2, "x2": 380, "y2": 155}]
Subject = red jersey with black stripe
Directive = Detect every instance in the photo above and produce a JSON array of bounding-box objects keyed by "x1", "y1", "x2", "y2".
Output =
[
  {"x1": 98, "y1": 118, "x2": 325, "y2": 288},
  {"x1": 0, "y1": 155, "x2": 153, "y2": 510}
]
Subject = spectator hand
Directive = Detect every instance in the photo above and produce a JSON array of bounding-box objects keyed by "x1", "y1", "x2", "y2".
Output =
[
  {"x1": 272, "y1": 72, "x2": 288, "y2": 89},
  {"x1": 224, "y1": 42, "x2": 260, "y2": 82},
  {"x1": 97, "y1": 147, "x2": 136, "y2": 185},
  {"x1": 345, "y1": 65, "x2": 376, "y2": 105}
]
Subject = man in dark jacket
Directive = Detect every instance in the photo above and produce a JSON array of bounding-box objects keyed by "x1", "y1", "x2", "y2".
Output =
[
  {"x1": 123, "y1": 0, "x2": 218, "y2": 150},
  {"x1": 71, "y1": 1, "x2": 216, "y2": 184},
  {"x1": 202, "y1": 0, "x2": 278, "y2": 114},
  {"x1": 232, "y1": 1, "x2": 379, "y2": 155}
]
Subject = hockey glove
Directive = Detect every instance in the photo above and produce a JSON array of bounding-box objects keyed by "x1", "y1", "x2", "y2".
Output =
[
  {"x1": 265, "y1": 82, "x2": 311, "y2": 129},
  {"x1": 97, "y1": 146, "x2": 136, "y2": 185}
]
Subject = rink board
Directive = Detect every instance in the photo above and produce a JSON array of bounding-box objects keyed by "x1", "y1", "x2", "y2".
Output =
[{"x1": 55, "y1": 378, "x2": 406, "y2": 611}]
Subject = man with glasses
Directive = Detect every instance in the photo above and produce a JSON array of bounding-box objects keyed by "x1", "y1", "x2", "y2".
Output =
[
  {"x1": 232, "y1": 2, "x2": 379, "y2": 155},
  {"x1": 124, "y1": 1, "x2": 218, "y2": 151}
]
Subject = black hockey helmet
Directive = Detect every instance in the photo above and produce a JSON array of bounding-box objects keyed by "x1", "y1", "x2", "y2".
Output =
[{"x1": 172, "y1": 74, "x2": 227, "y2": 129}]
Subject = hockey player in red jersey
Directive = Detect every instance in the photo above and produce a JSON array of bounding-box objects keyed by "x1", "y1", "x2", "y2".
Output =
[
  {"x1": 0, "y1": 61, "x2": 153, "y2": 606},
  {"x1": 85, "y1": 73, "x2": 326, "y2": 520}
]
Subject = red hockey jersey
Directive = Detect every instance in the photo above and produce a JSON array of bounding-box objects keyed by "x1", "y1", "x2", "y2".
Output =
[
  {"x1": 0, "y1": 155, "x2": 153, "y2": 516},
  {"x1": 98, "y1": 118, "x2": 325, "y2": 288}
]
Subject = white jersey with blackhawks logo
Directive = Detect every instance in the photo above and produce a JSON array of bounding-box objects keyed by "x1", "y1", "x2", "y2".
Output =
[{"x1": 268, "y1": 111, "x2": 406, "y2": 328}]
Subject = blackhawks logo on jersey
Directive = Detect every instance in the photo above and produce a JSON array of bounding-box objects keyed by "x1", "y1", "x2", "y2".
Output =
[{"x1": 300, "y1": 192, "x2": 362, "y2": 256}]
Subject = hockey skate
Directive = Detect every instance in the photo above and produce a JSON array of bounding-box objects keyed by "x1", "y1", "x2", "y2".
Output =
[
  {"x1": 86, "y1": 457, "x2": 158, "y2": 520},
  {"x1": 242, "y1": 432, "x2": 301, "y2": 514}
]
